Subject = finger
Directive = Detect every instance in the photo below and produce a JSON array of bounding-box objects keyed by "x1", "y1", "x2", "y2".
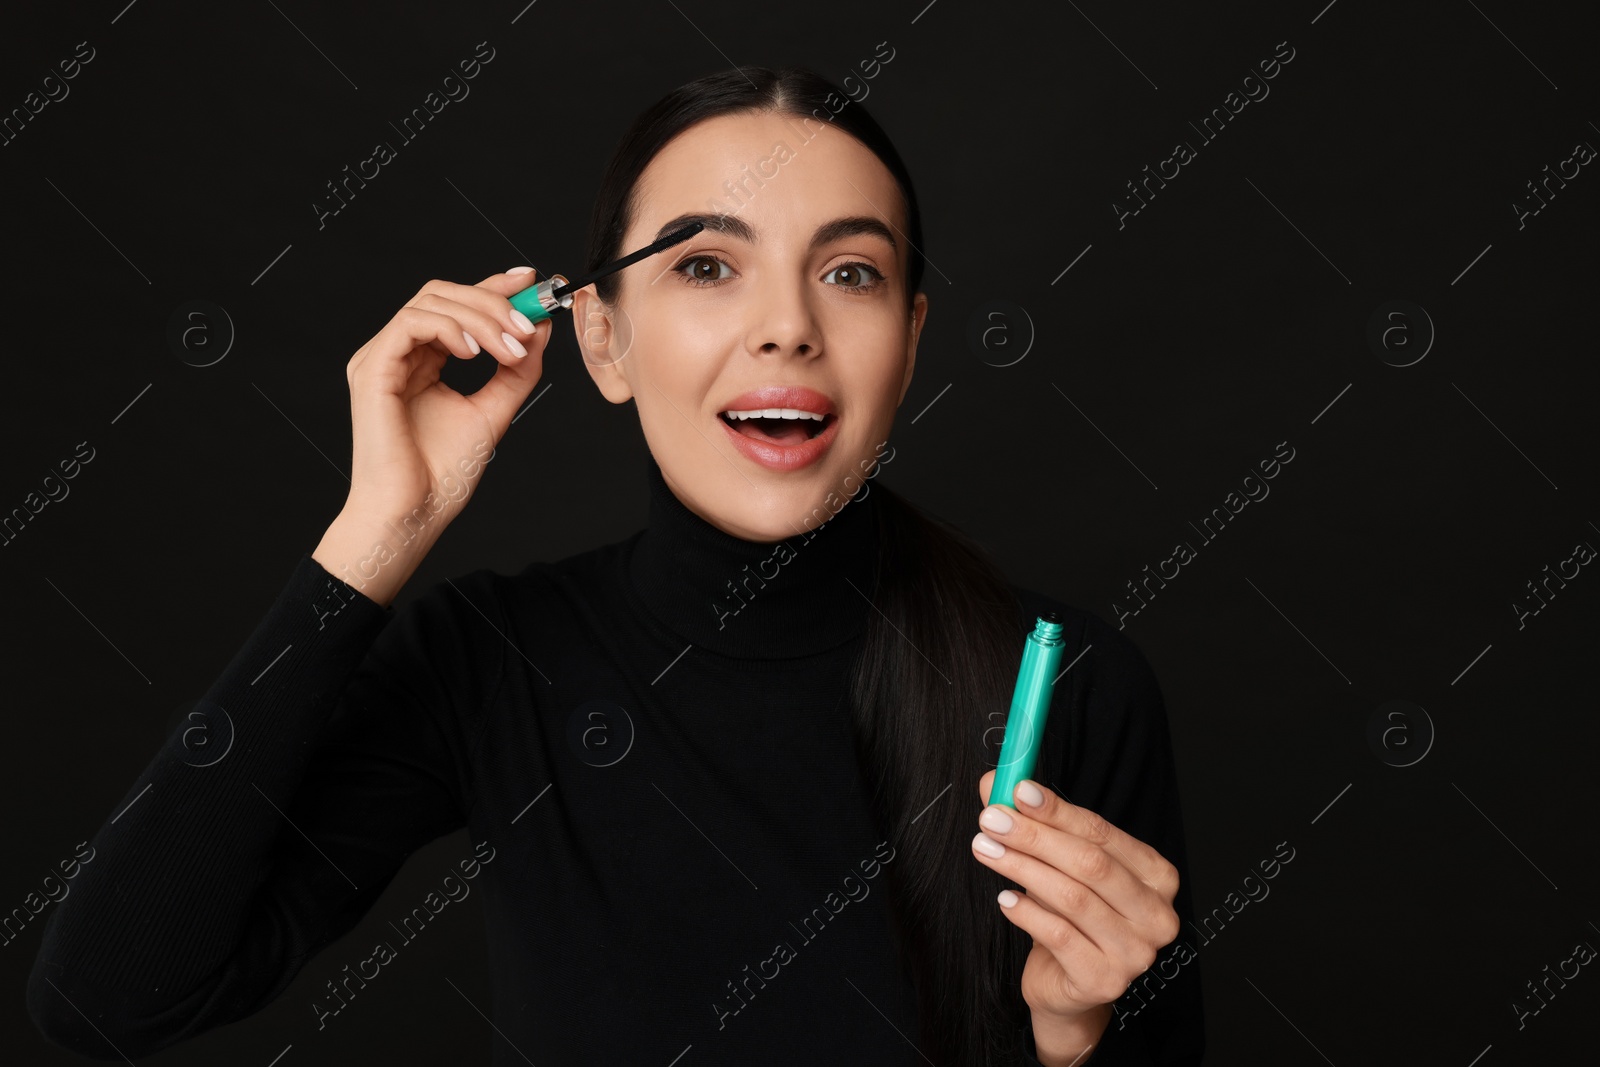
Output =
[
  {"x1": 460, "y1": 265, "x2": 560, "y2": 327},
  {"x1": 995, "y1": 888, "x2": 1130, "y2": 1009},
  {"x1": 412, "y1": 273, "x2": 547, "y2": 343},
  {"x1": 976, "y1": 801, "x2": 1173, "y2": 937},
  {"x1": 408, "y1": 291, "x2": 530, "y2": 364},
  {"x1": 982, "y1": 773, "x2": 1177, "y2": 898},
  {"x1": 350, "y1": 304, "x2": 479, "y2": 395},
  {"x1": 971, "y1": 829, "x2": 1138, "y2": 956},
  {"x1": 465, "y1": 346, "x2": 544, "y2": 436},
  {"x1": 474, "y1": 265, "x2": 539, "y2": 291}
]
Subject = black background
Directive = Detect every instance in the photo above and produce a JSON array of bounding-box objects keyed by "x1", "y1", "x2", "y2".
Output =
[{"x1": 3, "y1": 0, "x2": 1596, "y2": 1063}]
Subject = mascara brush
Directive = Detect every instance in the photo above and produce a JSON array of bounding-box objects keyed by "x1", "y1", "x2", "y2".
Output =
[{"x1": 508, "y1": 220, "x2": 705, "y2": 324}]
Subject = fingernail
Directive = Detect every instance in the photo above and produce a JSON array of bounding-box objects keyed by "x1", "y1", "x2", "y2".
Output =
[
  {"x1": 972, "y1": 832, "x2": 1005, "y2": 858},
  {"x1": 1016, "y1": 781, "x2": 1045, "y2": 808},
  {"x1": 997, "y1": 889, "x2": 1019, "y2": 909},
  {"x1": 462, "y1": 331, "x2": 480, "y2": 355},
  {"x1": 501, "y1": 331, "x2": 527, "y2": 358},
  {"x1": 979, "y1": 806, "x2": 1013, "y2": 835},
  {"x1": 509, "y1": 308, "x2": 536, "y2": 334},
  {"x1": 507, "y1": 266, "x2": 534, "y2": 275}
]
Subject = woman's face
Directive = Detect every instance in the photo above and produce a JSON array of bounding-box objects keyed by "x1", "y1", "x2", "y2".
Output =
[{"x1": 573, "y1": 109, "x2": 927, "y2": 543}]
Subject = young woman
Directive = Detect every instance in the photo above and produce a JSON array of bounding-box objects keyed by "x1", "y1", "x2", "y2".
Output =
[{"x1": 27, "y1": 67, "x2": 1203, "y2": 1066}]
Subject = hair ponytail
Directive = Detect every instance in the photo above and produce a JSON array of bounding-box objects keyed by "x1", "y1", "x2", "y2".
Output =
[{"x1": 848, "y1": 480, "x2": 1041, "y2": 1066}]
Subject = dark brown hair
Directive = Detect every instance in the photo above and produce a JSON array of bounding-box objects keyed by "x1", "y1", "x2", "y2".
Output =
[{"x1": 584, "y1": 65, "x2": 1037, "y2": 1065}]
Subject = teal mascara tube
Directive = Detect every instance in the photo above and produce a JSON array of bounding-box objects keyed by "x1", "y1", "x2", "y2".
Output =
[
  {"x1": 991, "y1": 612, "x2": 1066, "y2": 809},
  {"x1": 507, "y1": 220, "x2": 705, "y2": 324}
]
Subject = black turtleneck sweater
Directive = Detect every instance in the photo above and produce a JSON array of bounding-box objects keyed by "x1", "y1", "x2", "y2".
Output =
[{"x1": 26, "y1": 457, "x2": 1203, "y2": 1065}]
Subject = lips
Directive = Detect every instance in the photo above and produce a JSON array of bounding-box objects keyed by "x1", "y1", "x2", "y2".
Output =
[
  {"x1": 715, "y1": 385, "x2": 841, "y2": 473},
  {"x1": 718, "y1": 385, "x2": 836, "y2": 418}
]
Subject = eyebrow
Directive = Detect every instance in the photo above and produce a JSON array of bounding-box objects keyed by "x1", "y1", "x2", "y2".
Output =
[{"x1": 652, "y1": 212, "x2": 897, "y2": 253}]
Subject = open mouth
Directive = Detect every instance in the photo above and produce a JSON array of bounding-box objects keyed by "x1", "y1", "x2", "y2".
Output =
[{"x1": 718, "y1": 411, "x2": 836, "y2": 447}]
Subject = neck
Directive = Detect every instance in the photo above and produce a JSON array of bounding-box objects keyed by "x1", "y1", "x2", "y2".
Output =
[{"x1": 627, "y1": 456, "x2": 882, "y2": 659}]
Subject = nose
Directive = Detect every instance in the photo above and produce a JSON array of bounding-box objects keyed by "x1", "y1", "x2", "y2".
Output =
[{"x1": 745, "y1": 271, "x2": 820, "y2": 359}]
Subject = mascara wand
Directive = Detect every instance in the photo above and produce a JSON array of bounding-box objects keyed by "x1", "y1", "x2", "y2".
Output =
[{"x1": 508, "y1": 221, "x2": 706, "y2": 324}]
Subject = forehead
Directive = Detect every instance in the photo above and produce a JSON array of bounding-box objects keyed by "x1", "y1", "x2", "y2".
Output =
[{"x1": 629, "y1": 110, "x2": 907, "y2": 240}]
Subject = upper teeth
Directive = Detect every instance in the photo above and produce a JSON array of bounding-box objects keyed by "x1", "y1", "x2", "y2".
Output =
[{"x1": 723, "y1": 407, "x2": 827, "y2": 421}]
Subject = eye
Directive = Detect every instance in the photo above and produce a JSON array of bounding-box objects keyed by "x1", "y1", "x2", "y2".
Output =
[
  {"x1": 823, "y1": 262, "x2": 884, "y2": 293},
  {"x1": 675, "y1": 254, "x2": 735, "y2": 287}
]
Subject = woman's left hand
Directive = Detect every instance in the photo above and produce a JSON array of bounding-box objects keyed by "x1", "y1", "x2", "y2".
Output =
[{"x1": 972, "y1": 770, "x2": 1182, "y2": 1026}]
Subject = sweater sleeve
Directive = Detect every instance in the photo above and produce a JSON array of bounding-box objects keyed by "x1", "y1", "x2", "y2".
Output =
[
  {"x1": 25, "y1": 554, "x2": 502, "y2": 1060},
  {"x1": 1033, "y1": 611, "x2": 1207, "y2": 1067}
]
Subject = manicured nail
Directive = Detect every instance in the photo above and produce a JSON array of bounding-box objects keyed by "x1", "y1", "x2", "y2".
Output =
[
  {"x1": 501, "y1": 331, "x2": 527, "y2": 358},
  {"x1": 1016, "y1": 781, "x2": 1045, "y2": 808},
  {"x1": 509, "y1": 308, "x2": 536, "y2": 334},
  {"x1": 973, "y1": 832, "x2": 1005, "y2": 858},
  {"x1": 462, "y1": 331, "x2": 480, "y2": 355},
  {"x1": 997, "y1": 889, "x2": 1019, "y2": 909},
  {"x1": 507, "y1": 266, "x2": 534, "y2": 275},
  {"x1": 979, "y1": 806, "x2": 1013, "y2": 835}
]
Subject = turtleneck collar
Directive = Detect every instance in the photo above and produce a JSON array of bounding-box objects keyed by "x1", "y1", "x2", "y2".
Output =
[{"x1": 626, "y1": 454, "x2": 882, "y2": 659}]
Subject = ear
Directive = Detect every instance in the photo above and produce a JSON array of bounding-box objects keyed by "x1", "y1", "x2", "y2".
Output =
[
  {"x1": 571, "y1": 285, "x2": 635, "y2": 404},
  {"x1": 897, "y1": 290, "x2": 928, "y2": 407}
]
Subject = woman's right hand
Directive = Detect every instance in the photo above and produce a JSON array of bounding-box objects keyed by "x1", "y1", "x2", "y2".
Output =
[
  {"x1": 343, "y1": 268, "x2": 551, "y2": 524},
  {"x1": 312, "y1": 269, "x2": 551, "y2": 604}
]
